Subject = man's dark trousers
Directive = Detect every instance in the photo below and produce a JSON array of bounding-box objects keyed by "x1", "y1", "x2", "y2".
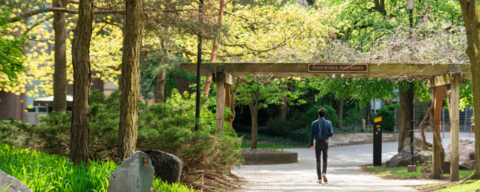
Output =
[{"x1": 315, "y1": 139, "x2": 328, "y2": 180}]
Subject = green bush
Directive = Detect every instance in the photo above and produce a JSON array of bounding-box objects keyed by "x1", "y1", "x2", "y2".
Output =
[
  {"x1": 375, "y1": 103, "x2": 399, "y2": 132},
  {"x1": 266, "y1": 104, "x2": 338, "y2": 138},
  {"x1": 4, "y1": 89, "x2": 241, "y2": 187},
  {"x1": 303, "y1": 104, "x2": 338, "y2": 127},
  {"x1": 0, "y1": 119, "x2": 33, "y2": 148},
  {"x1": 0, "y1": 144, "x2": 194, "y2": 192}
]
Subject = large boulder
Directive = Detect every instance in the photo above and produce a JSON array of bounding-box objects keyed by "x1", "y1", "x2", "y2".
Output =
[
  {"x1": 0, "y1": 169, "x2": 32, "y2": 192},
  {"x1": 144, "y1": 149, "x2": 184, "y2": 184},
  {"x1": 445, "y1": 139, "x2": 475, "y2": 169},
  {"x1": 386, "y1": 149, "x2": 431, "y2": 167},
  {"x1": 403, "y1": 137, "x2": 432, "y2": 151},
  {"x1": 108, "y1": 151, "x2": 155, "y2": 192}
]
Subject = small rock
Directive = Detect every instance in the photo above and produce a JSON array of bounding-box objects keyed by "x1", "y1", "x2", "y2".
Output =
[
  {"x1": 0, "y1": 169, "x2": 32, "y2": 192},
  {"x1": 108, "y1": 151, "x2": 155, "y2": 192},
  {"x1": 144, "y1": 149, "x2": 184, "y2": 184}
]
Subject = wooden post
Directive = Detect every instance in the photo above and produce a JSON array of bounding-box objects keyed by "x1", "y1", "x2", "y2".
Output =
[
  {"x1": 216, "y1": 72, "x2": 225, "y2": 133},
  {"x1": 448, "y1": 73, "x2": 461, "y2": 181},
  {"x1": 432, "y1": 85, "x2": 444, "y2": 179},
  {"x1": 225, "y1": 84, "x2": 232, "y2": 122}
]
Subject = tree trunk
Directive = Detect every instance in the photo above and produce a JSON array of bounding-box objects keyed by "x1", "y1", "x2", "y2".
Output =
[
  {"x1": 458, "y1": 0, "x2": 480, "y2": 180},
  {"x1": 155, "y1": 70, "x2": 166, "y2": 103},
  {"x1": 336, "y1": 97, "x2": 344, "y2": 128},
  {"x1": 70, "y1": 0, "x2": 93, "y2": 165},
  {"x1": 366, "y1": 101, "x2": 375, "y2": 124},
  {"x1": 202, "y1": 0, "x2": 225, "y2": 97},
  {"x1": 91, "y1": 71, "x2": 104, "y2": 92},
  {"x1": 53, "y1": 0, "x2": 67, "y2": 113},
  {"x1": 249, "y1": 103, "x2": 258, "y2": 149},
  {"x1": 279, "y1": 97, "x2": 287, "y2": 119},
  {"x1": 118, "y1": 0, "x2": 147, "y2": 160},
  {"x1": 398, "y1": 84, "x2": 413, "y2": 153}
]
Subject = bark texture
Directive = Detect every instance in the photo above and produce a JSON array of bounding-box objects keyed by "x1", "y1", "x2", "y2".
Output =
[
  {"x1": 336, "y1": 97, "x2": 344, "y2": 128},
  {"x1": 155, "y1": 70, "x2": 166, "y2": 103},
  {"x1": 118, "y1": 0, "x2": 147, "y2": 160},
  {"x1": 70, "y1": 0, "x2": 93, "y2": 165},
  {"x1": 458, "y1": 0, "x2": 480, "y2": 180},
  {"x1": 53, "y1": 0, "x2": 67, "y2": 112},
  {"x1": 202, "y1": 0, "x2": 225, "y2": 97},
  {"x1": 398, "y1": 84, "x2": 413, "y2": 153},
  {"x1": 249, "y1": 103, "x2": 259, "y2": 149}
]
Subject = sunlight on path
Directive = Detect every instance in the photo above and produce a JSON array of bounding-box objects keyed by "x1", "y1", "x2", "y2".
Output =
[{"x1": 232, "y1": 142, "x2": 442, "y2": 192}]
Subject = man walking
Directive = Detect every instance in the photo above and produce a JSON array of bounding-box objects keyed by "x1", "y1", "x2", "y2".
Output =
[{"x1": 310, "y1": 108, "x2": 334, "y2": 184}]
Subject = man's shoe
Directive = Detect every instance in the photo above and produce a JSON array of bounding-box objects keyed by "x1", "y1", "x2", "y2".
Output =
[
  {"x1": 322, "y1": 174, "x2": 328, "y2": 183},
  {"x1": 317, "y1": 180, "x2": 322, "y2": 184}
]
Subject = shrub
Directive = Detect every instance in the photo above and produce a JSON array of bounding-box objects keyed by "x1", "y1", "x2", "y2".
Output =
[
  {"x1": 0, "y1": 119, "x2": 33, "y2": 148},
  {"x1": 266, "y1": 104, "x2": 338, "y2": 138},
  {"x1": 5, "y1": 89, "x2": 241, "y2": 188},
  {"x1": 375, "y1": 103, "x2": 399, "y2": 132},
  {"x1": 303, "y1": 104, "x2": 338, "y2": 128}
]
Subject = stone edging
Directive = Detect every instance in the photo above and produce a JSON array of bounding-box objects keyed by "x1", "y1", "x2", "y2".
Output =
[{"x1": 241, "y1": 151, "x2": 298, "y2": 165}]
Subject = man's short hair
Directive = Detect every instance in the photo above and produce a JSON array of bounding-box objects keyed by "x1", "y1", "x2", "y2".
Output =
[{"x1": 318, "y1": 108, "x2": 327, "y2": 117}]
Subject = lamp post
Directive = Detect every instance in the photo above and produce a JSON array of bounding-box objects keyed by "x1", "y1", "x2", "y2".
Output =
[
  {"x1": 195, "y1": 0, "x2": 204, "y2": 131},
  {"x1": 407, "y1": 0, "x2": 415, "y2": 166}
]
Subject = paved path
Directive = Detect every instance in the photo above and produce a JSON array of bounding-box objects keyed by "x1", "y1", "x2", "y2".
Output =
[{"x1": 232, "y1": 142, "x2": 443, "y2": 192}]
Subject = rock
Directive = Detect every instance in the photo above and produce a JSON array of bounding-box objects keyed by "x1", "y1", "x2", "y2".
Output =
[
  {"x1": 144, "y1": 149, "x2": 184, "y2": 184},
  {"x1": 0, "y1": 169, "x2": 32, "y2": 192},
  {"x1": 386, "y1": 149, "x2": 431, "y2": 167},
  {"x1": 445, "y1": 139, "x2": 475, "y2": 169},
  {"x1": 403, "y1": 137, "x2": 432, "y2": 151},
  {"x1": 108, "y1": 151, "x2": 155, "y2": 192}
]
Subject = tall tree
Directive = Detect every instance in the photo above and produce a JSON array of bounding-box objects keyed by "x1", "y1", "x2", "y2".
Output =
[
  {"x1": 458, "y1": 0, "x2": 480, "y2": 181},
  {"x1": 202, "y1": 0, "x2": 227, "y2": 97},
  {"x1": 52, "y1": 0, "x2": 67, "y2": 112},
  {"x1": 118, "y1": 0, "x2": 147, "y2": 160},
  {"x1": 236, "y1": 77, "x2": 304, "y2": 149},
  {"x1": 398, "y1": 82, "x2": 413, "y2": 153},
  {"x1": 155, "y1": 70, "x2": 166, "y2": 103},
  {"x1": 70, "y1": 0, "x2": 93, "y2": 165},
  {"x1": 336, "y1": 96, "x2": 344, "y2": 128}
]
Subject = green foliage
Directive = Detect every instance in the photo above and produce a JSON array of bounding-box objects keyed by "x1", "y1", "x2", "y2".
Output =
[
  {"x1": 6, "y1": 89, "x2": 241, "y2": 186},
  {"x1": 0, "y1": 144, "x2": 193, "y2": 192},
  {"x1": 265, "y1": 104, "x2": 337, "y2": 137},
  {"x1": 375, "y1": 103, "x2": 399, "y2": 132},
  {"x1": 0, "y1": 6, "x2": 27, "y2": 83},
  {"x1": 0, "y1": 119, "x2": 32, "y2": 147},
  {"x1": 305, "y1": 104, "x2": 338, "y2": 127},
  {"x1": 309, "y1": 78, "x2": 397, "y2": 108},
  {"x1": 460, "y1": 79, "x2": 473, "y2": 111},
  {"x1": 152, "y1": 179, "x2": 195, "y2": 192},
  {"x1": 439, "y1": 180, "x2": 480, "y2": 192},
  {"x1": 1, "y1": 184, "x2": 11, "y2": 192}
]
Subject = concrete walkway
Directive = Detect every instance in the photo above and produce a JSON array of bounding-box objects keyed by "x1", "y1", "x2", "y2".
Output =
[{"x1": 232, "y1": 142, "x2": 443, "y2": 192}]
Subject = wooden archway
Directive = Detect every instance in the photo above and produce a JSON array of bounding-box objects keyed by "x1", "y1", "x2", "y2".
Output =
[{"x1": 181, "y1": 62, "x2": 471, "y2": 181}]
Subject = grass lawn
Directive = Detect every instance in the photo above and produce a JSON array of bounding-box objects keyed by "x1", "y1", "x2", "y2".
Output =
[
  {"x1": 437, "y1": 180, "x2": 480, "y2": 192},
  {"x1": 361, "y1": 163, "x2": 474, "y2": 180}
]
